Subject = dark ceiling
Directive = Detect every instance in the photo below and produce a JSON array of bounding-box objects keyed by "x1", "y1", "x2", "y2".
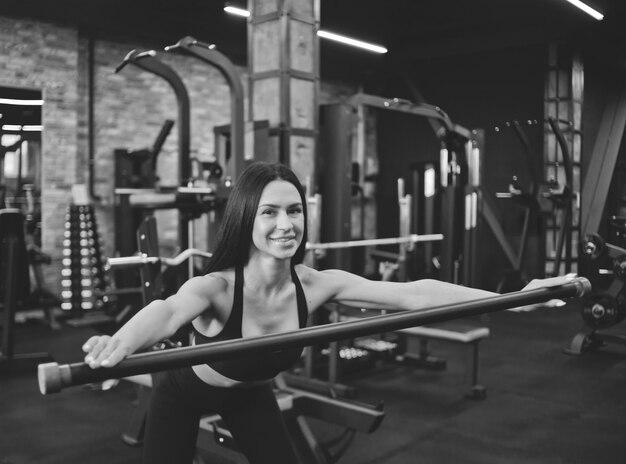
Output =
[{"x1": 0, "y1": 0, "x2": 625, "y2": 126}]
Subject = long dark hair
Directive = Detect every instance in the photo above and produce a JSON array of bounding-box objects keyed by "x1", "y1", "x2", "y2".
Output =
[{"x1": 204, "y1": 161, "x2": 308, "y2": 274}]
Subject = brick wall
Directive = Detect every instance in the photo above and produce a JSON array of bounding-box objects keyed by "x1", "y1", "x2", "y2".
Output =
[{"x1": 0, "y1": 17, "x2": 79, "y2": 295}]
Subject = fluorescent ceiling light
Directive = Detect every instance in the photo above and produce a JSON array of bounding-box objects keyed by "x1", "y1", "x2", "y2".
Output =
[
  {"x1": 224, "y1": 6, "x2": 250, "y2": 17},
  {"x1": 2, "y1": 124, "x2": 23, "y2": 131},
  {"x1": 317, "y1": 30, "x2": 387, "y2": 54},
  {"x1": 0, "y1": 98, "x2": 44, "y2": 106},
  {"x1": 22, "y1": 125, "x2": 43, "y2": 131},
  {"x1": 224, "y1": 6, "x2": 387, "y2": 54},
  {"x1": 1, "y1": 124, "x2": 43, "y2": 131},
  {"x1": 563, "y1": 0, "x2": 604, "y2": 20}
]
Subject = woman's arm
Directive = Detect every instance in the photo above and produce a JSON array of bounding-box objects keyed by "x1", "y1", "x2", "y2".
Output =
[
  {"x1": 82, "y1": 274, "x2": 224, "y2": 368},
  {"x1": 312, "y1": 269, "x2": 575, "y2": 312},
  {"x1": 315, "y1": 269, "x2": 496, "y2": 311}
]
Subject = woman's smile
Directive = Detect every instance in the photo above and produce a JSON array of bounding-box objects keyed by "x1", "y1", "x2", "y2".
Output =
[{"x1": 269, "y1": 235, "x2": 296, "y2": 244}]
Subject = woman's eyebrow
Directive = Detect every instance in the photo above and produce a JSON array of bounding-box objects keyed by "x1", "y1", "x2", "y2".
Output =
[{"x1": 257, "y1": 202, "x2": 303, "y2": 208}]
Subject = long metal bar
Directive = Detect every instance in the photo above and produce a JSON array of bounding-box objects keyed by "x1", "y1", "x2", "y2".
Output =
[
  {"x1": 306, "y1": 234, "x2": 443, "y2": 251},
  {"x1": 345, "y1": 93, "x2": 472, "y2": 139},
  {"x1": 38, "y1": 278, "x2": 590, "y2": 394}
]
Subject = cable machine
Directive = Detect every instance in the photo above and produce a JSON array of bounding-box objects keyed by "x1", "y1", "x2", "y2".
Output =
[{"x1": 317, "y1": 93, "x2": 474, "y2": 285}]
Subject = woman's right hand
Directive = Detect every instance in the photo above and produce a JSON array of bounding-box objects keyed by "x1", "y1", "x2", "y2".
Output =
[{"x1": 82, "y1": 335, "x2": 132, "y2": 369}]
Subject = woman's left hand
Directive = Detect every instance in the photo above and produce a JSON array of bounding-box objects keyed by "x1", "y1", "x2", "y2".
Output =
[{"x1": 510, "y1": 274, "x2": 577, "y2": 312}]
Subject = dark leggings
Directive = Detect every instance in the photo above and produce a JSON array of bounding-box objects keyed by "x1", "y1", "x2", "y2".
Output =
[{"x1": 143, "y1": 368, "x2": 299, "y2": 464}]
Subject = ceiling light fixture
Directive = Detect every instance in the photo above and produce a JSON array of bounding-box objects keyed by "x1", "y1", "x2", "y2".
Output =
[
  {"x1": 224, "y1": 5, "x2": 387, "y2": 54},
  {"x1": 224, "y1": 5, "x2": 250, "y2": 17},
  {"x1": 0, "y1": 98, "x2": 44, "y2": 106},
  {"x1": 563, "y1": 0, "x2": 604, "y2": 20},
  {"x1": 22, "y1": 125, "x2": 43, "y2": 132},
  {"x1": 1, "y1": 124, "x2": 43, "y2": 132},
  {"x1": 2, "y1": 124, "x2": 22, "y2": 131},
  {"x1": 317, "y1": 30, "x2": 387, "y2": 54}
]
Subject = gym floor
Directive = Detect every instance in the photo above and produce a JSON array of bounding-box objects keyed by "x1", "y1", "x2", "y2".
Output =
[{"x1": 1, "y1": 301, "x2": 625, "y2": 464}]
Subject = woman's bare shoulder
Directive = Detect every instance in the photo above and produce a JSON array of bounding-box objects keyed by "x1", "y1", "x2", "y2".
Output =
[
  {"x1": 294, "y1": 265, "x2": 354, "y2": 284},
  {"x1": 293, "y1": 265, "x2": 358, "y2": 298},
  {"x1": 293, "y1": 263, "x2": 319, "y2": 283},
  {"x1": 181, "y1": 269, "x2": 234, "y2": 297},
  {"x1": 203, "y1": 269, "x2": 234, "y2": 286}
]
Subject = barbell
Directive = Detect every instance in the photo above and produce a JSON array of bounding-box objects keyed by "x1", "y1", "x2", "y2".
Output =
[
  {"x1": 305, "y1": 234, "x2": 443, "y2": 251},
  {"x1": 38, "y1": 276, "x2": 590, "y2": 395}
]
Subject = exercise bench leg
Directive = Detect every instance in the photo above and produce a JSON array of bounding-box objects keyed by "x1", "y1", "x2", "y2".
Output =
[{"x1": 464, "y1": 342, "x2": 486, "y2": 400}]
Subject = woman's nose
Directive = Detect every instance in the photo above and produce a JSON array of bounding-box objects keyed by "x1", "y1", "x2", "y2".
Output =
[{"x1": 276, "y1": 211, "x2": 293, "y2": 230}]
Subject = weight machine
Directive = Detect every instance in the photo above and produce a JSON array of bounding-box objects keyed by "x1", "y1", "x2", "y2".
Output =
[
  {"x1": 1, "y1": 130, "x2": 59, "y2": 327},
  {"x1": 317, "y1": 94, "x2": 474, "y2": 285},
  {"x1": 113, "y1": 48, "x2": 194, "y2": 260},
  {"x1": 0, "y1": 208, "x2": 52, "y2": 374},
  {"x1": 564, "y1": 87, "x2": 626, "y2": 354},
  {"x1": 112, "y1": 41, "x2": 243, "y2": 299},
  {"x1": 113, "y1": 37, "x2": 250, "y2": 259}
]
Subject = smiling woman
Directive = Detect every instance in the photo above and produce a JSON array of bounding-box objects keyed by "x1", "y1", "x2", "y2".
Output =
[{"x1": 79, "y1": 160, "x2": 576, "y2": 464}]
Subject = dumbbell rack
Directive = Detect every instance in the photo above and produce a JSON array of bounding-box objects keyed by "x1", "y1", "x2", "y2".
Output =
[{"x1": 60, "y1": 204, "x2": 112, "y2": 325}]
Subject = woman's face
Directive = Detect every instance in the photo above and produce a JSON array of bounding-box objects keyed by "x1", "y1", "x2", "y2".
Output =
[{"x1": 251, "y1": 180, "x2": 305, "y2": 261}]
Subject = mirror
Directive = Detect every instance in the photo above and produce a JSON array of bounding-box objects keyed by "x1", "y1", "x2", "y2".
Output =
[{"x1": 0, "y1": 86, "x2": 43, "y2": 246}]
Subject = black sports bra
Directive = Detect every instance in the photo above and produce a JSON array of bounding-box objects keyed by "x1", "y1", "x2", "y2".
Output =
[{"x1": 192, "y1": 265, "x2": 309, "y2": 382}]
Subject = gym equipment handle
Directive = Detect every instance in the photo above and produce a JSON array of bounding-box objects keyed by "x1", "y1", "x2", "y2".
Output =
[
  {"x1": 106, "y1": 248, "x2": 213, "y2": 270},
  {"x1": 38, "y1": 277, "x2": 591, "y2": 395}
]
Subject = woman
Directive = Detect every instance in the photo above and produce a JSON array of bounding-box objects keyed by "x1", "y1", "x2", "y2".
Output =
[{"x1": 82, "y1": 161, "x2": 568, "y2": 463}]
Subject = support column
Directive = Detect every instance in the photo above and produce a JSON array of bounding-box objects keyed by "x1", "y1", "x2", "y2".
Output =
[
  {"x1": 543, "y1": 43, "x2": 583, "y2": 276},
  {"x1": 248, "y1": 0, "x2": 319, "y2": 184}
]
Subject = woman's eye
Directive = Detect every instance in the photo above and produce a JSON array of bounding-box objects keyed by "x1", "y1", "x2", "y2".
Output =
[{"x1": 289, "y1": 208, "x2": 303, "y2": 215}]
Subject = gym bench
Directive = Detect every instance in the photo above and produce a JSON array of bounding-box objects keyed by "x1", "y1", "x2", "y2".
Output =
[
  {"x1": 395, "y1": 322, "x2": 490, "y2": 400},
  {"x1": 336, "y1": 306, "x2": 489, "y2": 400}
]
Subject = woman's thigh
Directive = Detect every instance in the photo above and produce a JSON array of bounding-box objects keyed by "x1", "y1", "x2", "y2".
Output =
[{"x1": 221, "y1": 383, "x2": 300, "y2": 464}]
